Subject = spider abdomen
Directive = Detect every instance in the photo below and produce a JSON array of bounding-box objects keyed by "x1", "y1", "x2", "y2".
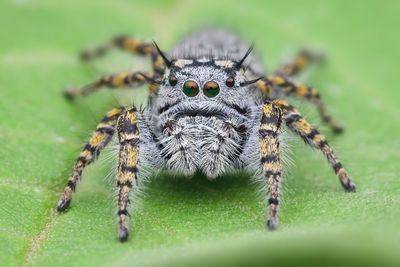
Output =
[{"x1": 169, "y1": 28, "x2": 265, "y2": 75}]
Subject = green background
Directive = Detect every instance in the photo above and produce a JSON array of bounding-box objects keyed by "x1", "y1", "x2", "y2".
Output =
[{"x1": 1, "y1": 0, "x2": 399, "y2": 266}]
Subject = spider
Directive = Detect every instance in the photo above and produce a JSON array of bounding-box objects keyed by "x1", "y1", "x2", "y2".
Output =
[{"x1": 57, "y1": 28, "x2": 356, "y2": 242}]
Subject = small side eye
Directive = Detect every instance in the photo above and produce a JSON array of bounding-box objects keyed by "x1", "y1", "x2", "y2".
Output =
[
  {"x1": 183, "y1": 80, "x2": 199, "y2": 97},
  {"x1": 226, "y1": 77, "x2": 234, "y2": 87},
  {"x1": 169, "y1": 76, "x2": 177, "y2": 86}
]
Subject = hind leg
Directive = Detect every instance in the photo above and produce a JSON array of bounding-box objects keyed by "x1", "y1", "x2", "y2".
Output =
[
  {"x1": 273, "y1": 99, "x2": 355, "y2": 191},
  {"x1": 79, "y1": 36, "x2": 166, "y2": 75},
  {"x1": 64, "y1": 71, "x2": 157, "y2": 99},
  {"x1": 255, "y1": 76, "x2": 344, "y2": 133},
  {"x1": 274, "y1": 50, "x2": 324, "y2": 77}
]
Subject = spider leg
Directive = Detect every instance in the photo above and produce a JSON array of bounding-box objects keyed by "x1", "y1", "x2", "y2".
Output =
[
  {"x1": 259, "y1": 102, "x2": 283, "y2": 229},
  {"x1": 274, "y1": 50, "x2": 324, "y2": 77},
  {"x1": 255, "y1": 76, "x2": 344, "y2": 133},
  {"x1": 64, "y1": 71, "x2": 159, "y2": 99},
  {"x1": 116, "y1": 108, "x2": 140, "y2": 242},
  {"x1": 273, "y1": 99, "x2": 356, "y2": 192},
  {"x1": 57, "y1": 107, "x2": 125, "y2": 212},
  {"x1": 79, "y1": 36, "x2": 166, "y2": 75}
]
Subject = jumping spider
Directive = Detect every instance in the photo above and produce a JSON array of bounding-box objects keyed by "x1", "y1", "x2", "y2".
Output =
[{"x1": 58, "y1": 28, "x2": 356, "y2": 242}]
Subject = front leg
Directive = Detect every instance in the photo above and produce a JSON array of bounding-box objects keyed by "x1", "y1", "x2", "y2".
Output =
[
  {"x1": 116, "y1": 108, "x2": 140, "y2": 242},
  {"x1": 259, "y1": 102, "x2": 283, "y2": 229}
]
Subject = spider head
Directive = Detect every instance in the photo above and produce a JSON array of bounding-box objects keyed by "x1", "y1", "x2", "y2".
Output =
[
  {"x1": 164, "y1": 59, "x2": 247, "y2": 96},
  {"x1": 151, "y1": 43, "x2": 261, "y2": 125},
  {"x1": 154, "y1": 58, "x2": 261, "y2": 115}
]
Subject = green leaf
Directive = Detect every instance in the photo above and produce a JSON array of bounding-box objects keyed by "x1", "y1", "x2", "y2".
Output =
[{"x1": 1, "y1": 0, "x2": 400, "y2": 266}]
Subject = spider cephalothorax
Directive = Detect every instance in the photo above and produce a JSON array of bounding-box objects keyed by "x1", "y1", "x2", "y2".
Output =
[
  {"x1": 151, "y1": 55, "x2": 261, "y2": 178},
  {"x1": 59, "y1": 28, "x2": 355, "y2": 242}
]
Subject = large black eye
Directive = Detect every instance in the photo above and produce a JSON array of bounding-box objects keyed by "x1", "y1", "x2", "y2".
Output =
[
  {"x1": 226, "y1": 77, "x2": 234, "y2": 87},
  {"x1": 169, "y1": 76, "x2": 177, "y2": 86},
  {"x1": 203, "y1": 81, "x2": 220, "y2": 98},
  {"x1": 183, "y1": 80, "x2": 199, "y2": 97}
]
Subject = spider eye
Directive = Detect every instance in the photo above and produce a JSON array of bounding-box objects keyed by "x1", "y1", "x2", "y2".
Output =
[
  {"x1": 203, "y1": 81, "x2": 220, "y2": 98},
  {"x1": 183, "y1": 80, "x2": 199, "y2": 97},
  {"x1": 169, "y1": 76, "x2": 177, "y2": 86},
  {"x1": 226, "y1": 77, "x2": 234, "y2": 87}
]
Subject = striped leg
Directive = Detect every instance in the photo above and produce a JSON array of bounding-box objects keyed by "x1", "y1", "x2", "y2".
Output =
[
  {"x1": 266, "y1": 75, "x2": 344, "y2": 133},
  {"x1": 275, "y1": 50, "x2": 324, "y2": 77},
  {"x1": 273, "y1": 99, "x2": 356, "y2": 192},
  {"x1": 259, "y1": 102, "x2": 283, "y2": 229},
  {"x1": 79, "y1": 36, "x2": 166, "y2": 75},
  {"x1": 57, "y1": 107, "x2": 125, "y2": 212},
  {"x1": 116, "y1": 108, "x2": 140, "y2": 242},
  {"x1": 64, "y1": 71, "x2": 157, "y2": 99}
]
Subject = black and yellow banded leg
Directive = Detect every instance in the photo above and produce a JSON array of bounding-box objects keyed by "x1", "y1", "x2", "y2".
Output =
[
  {"x1": 116, "y1": 108, "x2": 140, "y2": 242},
  {"x1": 273, "y1": 99, "x2": 356, "y2": 192},
  {"x1": 267, "y1": 75, "x2": 344, "y2": 133},
  {"x1": 259, "y1": 102, "x2": 283, "y2": 230},
  {"x1": 255, "y1": 78, "x2": 273, "y2": 99},
  {"x1": 64, "y1": 71, "x2": 157, "y2": 99},
  {"x1": 80, "y1": 36, "x2": 167, "y2": 75},
  {"x1": 275, "y1": 50, "x2": 324, "y2": 77},
  {"x1": 57, "y1": 107, "x2": 125, "y2": 212}
]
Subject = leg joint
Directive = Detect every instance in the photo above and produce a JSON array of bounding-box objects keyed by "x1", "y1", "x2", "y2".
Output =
[
  {"x1": 118, "y1": 209, "x2": 129, "y2": 216},
  {"x1": 67, "y1": 180, "x2": 76, "y2": 191},
  {"x1": 268, "y1": 198, "x2": 279, "y2": 205}
]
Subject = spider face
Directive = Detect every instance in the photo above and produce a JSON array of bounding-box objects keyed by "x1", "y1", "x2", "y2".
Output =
[
  {"x1": 151, "y1": 59, "x2": 254, "y2": 177},
  {"x1": 160, "y1": 59, "x2": 246, "y2": 97},
  {"x1": 155, "y1": 59, "x2": 252, "y2": 118}
]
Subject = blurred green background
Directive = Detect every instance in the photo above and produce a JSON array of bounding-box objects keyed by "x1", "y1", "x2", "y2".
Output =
[{"x1": 1, "y1": 0, "x2": 400, "y2": 266}]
